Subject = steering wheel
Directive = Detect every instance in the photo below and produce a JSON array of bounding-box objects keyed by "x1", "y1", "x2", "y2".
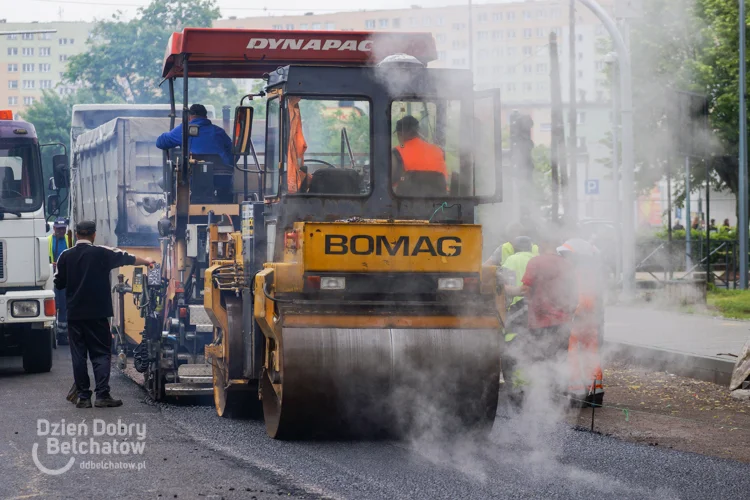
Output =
[
  {"x1": 304, "y1": 159, "x2": 337, "y2": 170},
  {"x1": 0, "y1": 188, "x2": 24, "y2": 198}
]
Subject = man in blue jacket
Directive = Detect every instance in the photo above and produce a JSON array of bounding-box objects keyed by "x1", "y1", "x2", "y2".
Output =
[{"x1": 156, "y1": 104, "x2": 234, "y2": 200}]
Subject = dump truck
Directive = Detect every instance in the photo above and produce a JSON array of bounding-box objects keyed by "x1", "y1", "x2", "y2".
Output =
[
  {"x1": 0, "y1": 110, "x2": 60, "y2": 373},
  {"x1": 130, "y1": 28, "x2": 506, "y2": 438}
]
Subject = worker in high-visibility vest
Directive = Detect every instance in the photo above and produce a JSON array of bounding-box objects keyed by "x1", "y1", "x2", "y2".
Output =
[
  {"x1": 557, "y1": 238, "x2": 605, "y2": 407},
  {"x1": 392, "y1": 115, "x2": 448, "y2": 196},
  {"x1": 50, "y1": 217, "x2": 72, "y2": 346},
  {"x1": 486, "y1": 222, "x2": 539, "y2": 267}
]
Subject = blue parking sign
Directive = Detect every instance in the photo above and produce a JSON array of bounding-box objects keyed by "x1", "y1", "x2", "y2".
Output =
[{"x1": 585, "y1": 179, "x2": 599, "y2": 195}]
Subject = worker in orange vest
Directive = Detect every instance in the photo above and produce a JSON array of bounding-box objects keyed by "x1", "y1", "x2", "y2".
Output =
[
  {"x1": 392, "y1": 115, "x2": 448, "y2": 196},
  {"x1": 557, "y1": 238, "x2": 605, "y2": 407}
]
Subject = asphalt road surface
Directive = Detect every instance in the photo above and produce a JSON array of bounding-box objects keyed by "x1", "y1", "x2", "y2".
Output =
[{"x1": 2, "y1": 349, "x2": 750, "y2": 500}]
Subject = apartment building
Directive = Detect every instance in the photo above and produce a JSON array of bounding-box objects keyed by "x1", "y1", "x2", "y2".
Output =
[{"x1": 0, "y1": 20, "x2": 92, "y2": 114}]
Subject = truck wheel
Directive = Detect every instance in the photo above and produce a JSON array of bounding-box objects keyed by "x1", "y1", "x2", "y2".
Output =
[{"x1": 23, "y1": 328, "x2": 54, "y2": 373}]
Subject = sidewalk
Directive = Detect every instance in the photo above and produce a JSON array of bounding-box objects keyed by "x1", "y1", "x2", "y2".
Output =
[{"x1": 604, "y1": 306, "x2": 749, "y2": 385}]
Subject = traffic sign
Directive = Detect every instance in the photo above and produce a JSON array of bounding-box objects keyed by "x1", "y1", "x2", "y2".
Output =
[{"x1": 585, "y1": 179, "x2": 599, "y2": 195}]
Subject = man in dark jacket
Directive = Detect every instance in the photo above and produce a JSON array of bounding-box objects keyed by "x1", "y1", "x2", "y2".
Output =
[{"x1": 54, "y1": 221, "x2": 155, "y2": 408}]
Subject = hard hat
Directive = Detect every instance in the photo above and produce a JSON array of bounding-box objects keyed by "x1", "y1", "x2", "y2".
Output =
[{"x1": 557, "y1": 238, "x2": 599, "y2": 257}]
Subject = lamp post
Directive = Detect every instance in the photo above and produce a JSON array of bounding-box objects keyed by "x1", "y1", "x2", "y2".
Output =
[{"x1": 740, "y1": 0, "x2": 748, "y2": 289}]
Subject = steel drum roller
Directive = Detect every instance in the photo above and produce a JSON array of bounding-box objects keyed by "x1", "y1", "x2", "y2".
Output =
[{"x1": 262, "y1": 327, "x2": 500, "y2": 438}]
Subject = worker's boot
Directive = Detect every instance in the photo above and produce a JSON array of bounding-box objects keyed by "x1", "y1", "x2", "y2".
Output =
[
  {"x1": 76, "y1": 398, "x2": 92, "y2": 409},
  {"x1": 66, "y1": 383, "x2": 78, "y2": 404},
  {"x1": 95, "y1": 394, "x2": 123, "y2": 408}
]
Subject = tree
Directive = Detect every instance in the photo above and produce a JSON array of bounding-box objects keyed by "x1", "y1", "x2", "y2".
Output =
[{"x1": 64, "y1": 0, "x2": 237, "y2": 110}]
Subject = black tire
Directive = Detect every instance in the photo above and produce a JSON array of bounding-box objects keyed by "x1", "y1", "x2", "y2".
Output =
[{"x1": 23, "y1": 328, "x2": 54, "y2": 373}]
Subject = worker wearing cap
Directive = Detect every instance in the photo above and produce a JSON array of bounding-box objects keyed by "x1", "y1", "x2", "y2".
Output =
[
  {"x1": 49, "y1": 217, "x2": 72, "y2": 345},
  {"x1": 156, "y1": 103, "x2": 234, "y2": 200},
  {"x1": 54, "y1": 220, "x2": 155, "y2": 408},
  {"x1": 485, "y1": 222, "x2": 539, "y2": 267},
  {"x1": 392, "y1": 115, "x2": 448, "y2": 196}
]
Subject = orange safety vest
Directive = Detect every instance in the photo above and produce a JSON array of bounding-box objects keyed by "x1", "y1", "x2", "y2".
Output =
[
  {"x1": 286, "y1": 97, "x2": 308, "y2": 194},
  {"x1": 396, "y1": 138, "x2": 448, "y2": 178}
]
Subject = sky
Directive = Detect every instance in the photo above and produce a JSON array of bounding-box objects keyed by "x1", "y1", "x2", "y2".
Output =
[{"x1": 0, "y1": 0, "x2": 495, "y2": 23}]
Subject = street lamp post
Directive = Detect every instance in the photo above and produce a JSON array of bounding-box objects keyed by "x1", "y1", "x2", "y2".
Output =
[{"x1": 740, "y1": 0, "x2": 748, "y2": 289}]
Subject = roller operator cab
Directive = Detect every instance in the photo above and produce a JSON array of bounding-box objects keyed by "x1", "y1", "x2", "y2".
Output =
[
  {"x1": 0, "y1": 110, "x2": 62, "y2": 373},
  {"x1": 149, "y1": 29, "x2": 506, "y2": 438}
]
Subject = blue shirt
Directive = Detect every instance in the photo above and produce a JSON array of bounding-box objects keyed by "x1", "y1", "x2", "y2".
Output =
[{"x1": 156, "y1": 117, "x2": 234, "y2": 167}]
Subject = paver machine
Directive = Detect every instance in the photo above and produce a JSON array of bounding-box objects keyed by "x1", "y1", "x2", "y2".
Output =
[{"x1": 157, "y1": 28, "x2": 507, "y2": 437}]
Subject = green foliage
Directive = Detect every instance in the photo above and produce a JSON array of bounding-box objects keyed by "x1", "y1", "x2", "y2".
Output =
[
  {"x1": 64, "y1": 0, "x2": 238, "y2": 110},
  {"x1": 707, "y1": 289, "x2": 750, "y2": 319},
  {"x1": 654, "y1": 227, "x2": 737, "y2": 240}
]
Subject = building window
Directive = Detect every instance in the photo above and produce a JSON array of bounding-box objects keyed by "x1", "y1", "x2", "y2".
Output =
[
  {"x1": 451, "y1": 58, "x2": 466, "y2": 67},
  {"x1": 492, "y1": 13, "x2": 502, "y2": 22},
  {"x1": 523, "y1": 10, "x2": 532, "y2": 19},
  {"x1": 595, "y1": 61, "x2": 605, "y2": 71},
  {"x1": 22, "y1": 80, "x2": 35, "y2": 89},
  {"x1": 326, "y1": 23, "x2": 335, "y2": 30},
  {"x1": 507, "y1": 29, "x2": 516, "y2": 38},
  {"x1": 506, "y1": 65, "x2": 516, "y2": 75},
  {"x1": 478, "y1": 31, "x2": 489, "y2": 41},
  {"x1": 437, "y1": 51, "x2": 446, "y2": 60},
  {"x1": 7, "y1": 34, "x2": 18, "y2": 40},
  {"x1": 478, "y1": 13, "x2": 488, "y2": 23},
  {"x1": 536, "y1": 10, "x2": 545, "y2": 18},
  {"x1": 312, "y1": 23, "x2": 321, "y2": 30},
  {"x1": 379, "y1": 19, "x2": 388, "y2": 28},
  {"x1": 578, "y1": 52, "x2": 584, "y2": 60},
  {"x1": 478, "y1": 49, "x2": 488, "y2": 59},
  {"x1": 300, "y1": 23, "x2": 308, "y2": 29},
  {"x1": 39, "y1": 32, "x2": 52, "y2": 40},
  {"x1": 506, "y1": 83, "x2": 516, "y2": 92},
  {"x1": 540, "y1": 122, "x2": 552, "y2": 131},
  {"x1": 7, "y1": 47, "x2": 17, "y2": 56},
  {"x1": 523, "y1": 64, "x2": 532, "y2": 74},
  {"x1": 40, "y1": 80, "x2": 53, "y2": 89},
  {"x1": 522, "y1": 46, "x2": 532, "y2": 56},
  {"x1": 523, "y1": 28, "x2": 532, "y2": 39},
  {"x1": 365, "y1": 20, "x2": 375, "y2": 29},
  {"x1": 536, "y1": 27, "x2": 545, "y2": 38},
  {"x1": 272, "y1": 24, "x2": 282, "y2": 30},
  {"x1": 523, "y1": 82, "x2": 533, "y2": 91},
  {"x1": 436, "y1": 17, "x2": 443, "y2": 26},
  {"x1": 22, "y1": 63, "x2": 34, "y2": 72},
  {"x1": 8, "y1": 96, "x2": 18, "y2": 106},
  {"x1": 8, "y1": 64, "x2": 18, "y2": 72},
  {"x1": 393, "y1": 18, "x2": 402, "y2": 28},
  {"x1": 493, "y1": 48, "x2": 503, "y2": 57},
  {"x1": 537, "y1": 82, "x2": 548, "y2": 91},
  {"x1": 24, "y1": 96, "x2": 35, "y2": 106},
  {"x1": 22, "y1": 47, "x2": 34, "y2": 56},
  {"x1": 59, "y1": 55, "x2": 68, "y2": 62},
  {"x1": 69, "y1": 39, "x2": 75, "y2": 44},
  {"x1": 40, "y1": 63, "x2": 51, "y2": 72},
  {"x1": 423, "y1": 17, "x2": 431, "y2": 26},
  {"x1": 507, "y1": 47, "x2": 517, "y2": 57},
  {"x1": 452, "y1": 40, "x2": 466, "y2": 49},
  {"x1": 536, "y1": 63, "x2": 548, "y2": 73},
  {"x1": 493, "y1": 65, "x2": 501, "y2": 75},
  {"x1": 577, "y1": 137, "x2": 587, "y2": 148},
  {"x1": 577, "y1": 70, "x2": 583, "y2": 78},
  {"x1": 39, "y1": 47, "x2": 51, "y2": 56},
  {"x1": 551, "y1": 8, "x2": 561, "y2": 18},
  {"x1": 436, "y1": 34, "x2": 446, "y2": 43},
  {"x1": 579, "y1": 89, "x2": 587, "y2": 101},
  {"x1": 492, "y1": 30, "x2": 502, "y2": 40},
  {"x1": 577, "y1": 111, "x2": 586, "y2": 124},
  {"x1": 22, "y1": 33, "x2": 34, "y2": 40},
  {"x1": 59, "y1": 38, "x2": 68, "y2": 45},
  {"x1": 8, "y1": 80, "x2": 18, "y2": 89},
  {"x1": 577, "y1": 34, "x2": 583, "y2": 42},
  {"x1": 286, "y1": 24, "x2": 295, "y2": 30}
]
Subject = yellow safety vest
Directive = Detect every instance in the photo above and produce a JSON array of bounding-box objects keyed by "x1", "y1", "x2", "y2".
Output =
[{"x1": 49, "y1": 234, "x2": 72, "y2": 263}]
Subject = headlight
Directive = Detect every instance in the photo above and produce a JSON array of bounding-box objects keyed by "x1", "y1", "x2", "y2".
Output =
[
  {"x1": 11, "y1": 300, "x2": 40, "y2": 318},
  {"x1": 320, "y1": 277, "x2": 346, "y2": 290},
  {"x1": 438, "y1": 278, "x2": 464, "y2": 291}
]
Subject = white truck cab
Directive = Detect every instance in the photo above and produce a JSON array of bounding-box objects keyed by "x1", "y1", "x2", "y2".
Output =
[{"x1": 0, "y1": 110, "x2": 56, "y2": 373}]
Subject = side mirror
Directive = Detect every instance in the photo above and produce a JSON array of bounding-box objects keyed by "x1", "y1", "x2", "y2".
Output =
[
  {"x1": 52, "y1": 154, "x2": 69, "y2": 189},
  {"x1": 47, "y1": 193, "x2": 60, "y2": 215},
  {"x1": 188, "y1": 125, "x2": 200, "y2": 137},
  {"x1": 232, "y1": 106, "x2": 254, "y2": 156}
]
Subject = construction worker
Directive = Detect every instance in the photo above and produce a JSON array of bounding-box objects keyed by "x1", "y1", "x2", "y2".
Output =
[
  {"x1": 486, "y1": 222, "x2": 539, "y2": 266},
  {"x1": 557, "y1": 238, "x2": 605, "y2": 407},
  {"x1": 156, "y1": 103, "x2": 234, "y2": 201},
  {"x1": 49, "y1": 217, "x2": 72, "y2": 345},
  {"x1": 54, "y1": 220, "x2": 155, "y2": 408},
  {"x1": 392, "y1": 115, "x2": 447, "y2": 196}
]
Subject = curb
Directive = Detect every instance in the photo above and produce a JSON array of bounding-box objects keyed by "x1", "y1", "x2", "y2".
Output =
[{"x1": 603, "y1": 340, "x2": 736, "y2": 386}]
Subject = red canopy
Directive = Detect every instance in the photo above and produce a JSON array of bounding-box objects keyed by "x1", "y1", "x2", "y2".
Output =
[{"x1": 161, "y1": 28, "x2": 437, "y2": 79}]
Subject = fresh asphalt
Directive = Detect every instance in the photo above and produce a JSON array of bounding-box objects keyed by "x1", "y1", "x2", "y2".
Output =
[{"x1": 2, "y1": 348, "x2": 749, "y2": 500}]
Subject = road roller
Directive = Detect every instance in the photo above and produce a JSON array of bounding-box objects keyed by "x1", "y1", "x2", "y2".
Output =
[{"x1": 158, "y1": 27, "x2": 507, "y2": 438}]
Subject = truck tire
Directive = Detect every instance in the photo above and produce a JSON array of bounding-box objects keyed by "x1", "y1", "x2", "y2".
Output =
[{"x1": 23, "y1": 328, "x2": 54, "y2": 374}]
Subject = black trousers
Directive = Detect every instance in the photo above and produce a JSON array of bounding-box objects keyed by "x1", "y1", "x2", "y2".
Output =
[{"x1": 68, "y1": 318, "x2": 112, "y2": 400}]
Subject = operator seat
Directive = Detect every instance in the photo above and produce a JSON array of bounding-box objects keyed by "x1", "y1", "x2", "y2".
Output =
[
  {"x1": 190, "y1": 154, "x2": 234, "y2": 203},
  {"x1": 308, "y1": 168, "x2": 361, "y2": 195},
  {"x1": 398, "y1": 171, "x2": 447, "y2": 197}
]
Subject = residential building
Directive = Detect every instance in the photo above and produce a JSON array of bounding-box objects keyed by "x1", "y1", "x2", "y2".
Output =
[{"x1": 0, "y1": 20, "x2": 92, "y2": 114}]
